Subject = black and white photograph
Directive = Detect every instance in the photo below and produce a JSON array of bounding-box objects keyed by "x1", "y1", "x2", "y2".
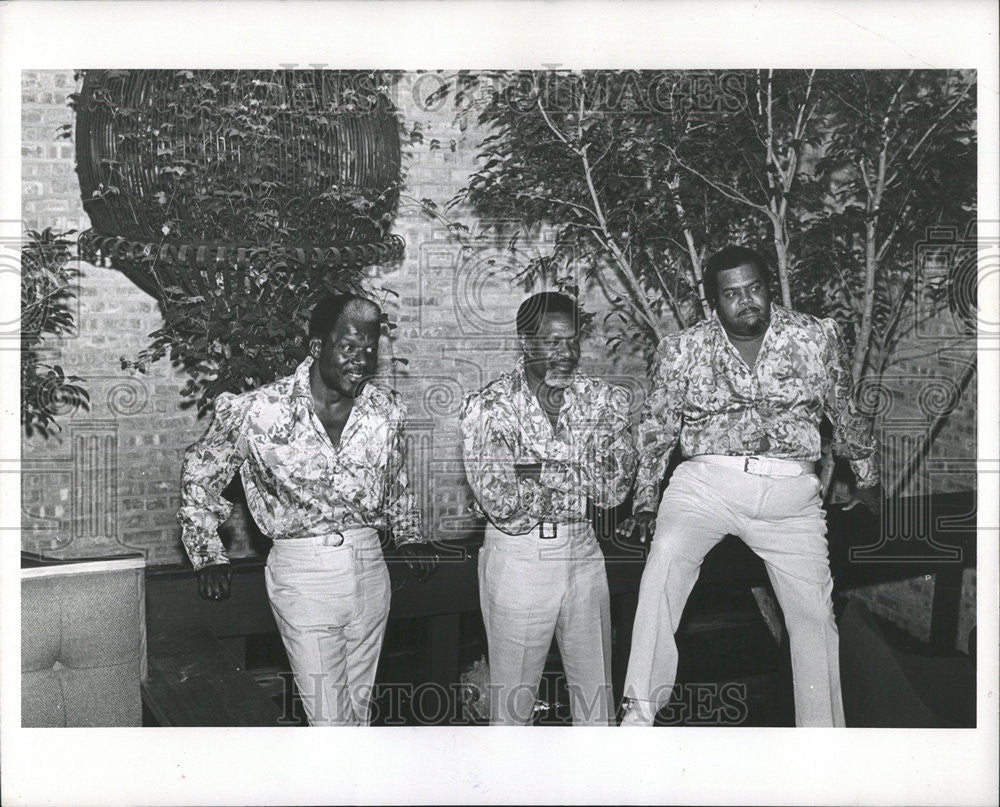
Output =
[{"x1": 1, "y1": 2, "x2": 997, "y2": 805}]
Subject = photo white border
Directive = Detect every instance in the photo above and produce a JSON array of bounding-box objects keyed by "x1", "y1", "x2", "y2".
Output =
[{"x1": 1, "y1": 2, "x2": 997, "y2": 805}]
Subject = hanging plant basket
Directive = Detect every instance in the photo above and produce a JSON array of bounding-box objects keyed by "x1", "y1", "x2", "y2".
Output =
[
  {"x1": 73, "y1": 69, "x2": 405, "y2": 292},
  {"x1": 76, "y1": 230, "x2": 405, "y2": 299}
]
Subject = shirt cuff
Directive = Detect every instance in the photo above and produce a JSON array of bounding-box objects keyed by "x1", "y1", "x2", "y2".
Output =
[
  {"x1": 394, "y1": 531, "x2": 426, "y2": 547},
  {"x1": 539, "y1": 460, "x2": 577, "y2": 493},
  {"x1": 632, "y1": 483, "x2": 659, "y2": 516},
  {"x1": 187, "y1": 544, "x2": 230, "y2": 572},
  {"x1": 851, "y1": 456, "x2": 880, "y2": 488},
  {"x1": 519, "y1": 478, "x2": 556, "y2": 519},
  {"x1": 541, "y1": 438, "x2": 573, "y2": 463}
]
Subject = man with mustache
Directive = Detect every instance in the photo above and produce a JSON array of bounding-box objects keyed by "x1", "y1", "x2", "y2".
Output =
[
  {"x1": 618, "y1": 246, "x2": 880, "y2": 727},
  {"x1": 178, "y1": 293, "x2": 437, "y2": 725},
  {"x1": 460, "y1": 292, "x2": 638, "y2": 725}
]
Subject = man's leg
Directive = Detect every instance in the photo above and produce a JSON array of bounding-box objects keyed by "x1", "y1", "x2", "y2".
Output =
[
  {"x1": 742, "y1": 473, "x2": 845, "y2": 727},
  {"x1": 342, "y1": 539, "x2": 392, "y2": 726},
  {"x1": 553, "y1": 524, "x2": 613, "y2": 726},
  {"x1": 480, "y1": 526, "x2": 564, "y2": 725},
  {"x1": 621, "y1": 463, "x2": 738, "y2": 726},
  {"x1": 264, "y1": 542, "x2": 358, "y2": 725}
]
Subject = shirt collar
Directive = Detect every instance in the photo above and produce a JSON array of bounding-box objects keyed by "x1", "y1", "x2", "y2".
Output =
[
  {"x1": 514, "y1": 356, "x2": 585, "y2": 390},
  {"x1": 292, "y1": 355, "x2": 314, "y2": 400},
  {"x1": 291, "y1": 354, "x2": 374, "y2": 409},
  {"x1": 709, "y1": 301, "x2": 789, "y2": 341},
  {"x1": 513, "y1": 357, "x2": 587, "y2": 414}
]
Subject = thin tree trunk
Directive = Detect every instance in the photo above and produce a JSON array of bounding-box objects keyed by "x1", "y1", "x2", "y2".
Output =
[
  {"x1": 668, "y1": 174, "x2": 708, "y2": 318},
  {"x1": 772, "y1": 217, "x2": 793, "y2": 308},
  {"x1": 852, "y1": 218, "x2": 879, "y2": 387},
  {"x1": 579, "y1": 146, "x2": 666, "y2": 340},
  {"x1": 537, "y1": 96, "x2": 666, "y2": 340}
]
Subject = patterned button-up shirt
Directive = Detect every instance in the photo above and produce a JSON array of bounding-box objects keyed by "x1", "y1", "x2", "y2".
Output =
[
  {"x1": 634, "y1": 304, "x2": 879, "y2": 514},
  {"x1": 178, "y1": 356, "x2": 424, "y2": 570},
  {"x1": 459, "y1": 358, "x2": 638, "y2": 535}
]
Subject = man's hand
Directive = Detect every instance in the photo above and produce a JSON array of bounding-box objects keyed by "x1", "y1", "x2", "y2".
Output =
[
  {"x1": 399, "y1": 543, "x2": 439, "y2": 582},
  {"x1": 616, "y1": 510, "x2": 657, "y2": 544},
  {"x1": 844, "y1": 483, "x2": 882, "y2": 514},
  {"x1": 514, "y1": 462, "x2": 543, "y2": 483},
  {"x1": 197, "y1": 563, "x2": 233, "y2": 601}
]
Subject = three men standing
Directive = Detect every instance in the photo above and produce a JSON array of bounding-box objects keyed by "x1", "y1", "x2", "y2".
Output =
[
  {"x1": 618, "y1": 246, "x2": 880, "y2": 727},
  {"x1": 459, "y1": 293, "x2": 638, "y2": 725},
  {"x1": 179, "y1": 248, "x2": 879, "y2": 728},
  {"x1": 178, "y1": 294, "x2": 436, "y2": 726}
]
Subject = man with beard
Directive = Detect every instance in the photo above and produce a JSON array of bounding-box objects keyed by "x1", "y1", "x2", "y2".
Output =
[
  {"x1": 178, "y1": 294, "x2": 437, "y2": 725},
  {"x1": 460, "y1": 292, "x2": 637, "y2": 725},
  {"x1": 618, "y1": 246, "x2": 880, "y2": 727}
]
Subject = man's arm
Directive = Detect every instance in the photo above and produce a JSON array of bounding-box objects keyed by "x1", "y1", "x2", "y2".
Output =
[
  {"x1": 633, "y1": 334, "x2": 686, "y2": 514},
  {"x1": 552, "y1": 384, "x2": 637, "y2": 509},
  {"x1": 821, "y1": 318, "x2": 879, "y2": 490},
  {"x1": 382, "y1": 398, "x2": 424, "y2": 547},
  {"x1": 459, "y1": 392, "x2": 555, "y2": 534},
  {"x1": 177, "y1": 393, "x2": 248, "y2": 575},
  {"x1": 382, "y1": 399, "x2": 437, "y2": 580},
  {"x1": 618, "y1": 335, "x2": 686, "y2": 542}
]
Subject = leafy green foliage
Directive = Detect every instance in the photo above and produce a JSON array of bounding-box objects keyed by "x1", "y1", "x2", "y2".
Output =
[
  {"x1": 75, "y1": 70, "x2": 400, "y2": 246},
  {"x1": 21, "y1": 228, "x2": 90, "y2": 437},
  {"x1": 430, "y1": 70, "x2": 785, "y2": 363},
  {"x1": 121, "y1": 260, "x2": 371, "y2": 415},
  {"x1": 804, "y1": 70, "x2": 976, "y2": 376},
  {"x1": 431, "y1": 69, "x2": 976, "y2": 384}
]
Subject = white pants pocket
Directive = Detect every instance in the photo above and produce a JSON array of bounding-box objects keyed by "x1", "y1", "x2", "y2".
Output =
[{"x1": 266, "y1": 544, "x2": 357, "y2": 630}]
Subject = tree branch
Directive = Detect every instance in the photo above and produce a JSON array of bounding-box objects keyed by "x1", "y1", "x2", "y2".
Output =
[
  {"x1": 536, "y1": 96, "x2": 573, "y2": 147},
  {"x1": 579, "y1": 138, "x2": 665, "y2": 339},
  {"x1": 666, "y1": 145, "x2": 771, "y2": 215},
  {"x1": 535, "y1": 94, "x2": 667, "y2": 338},
  {"x1": 884, "y1": 74, "x2": 975, "y2": 189},
  {"x1": 668, "y1": 172, "x2": 708, "y2": 318},
  {"x1": 782, "y1": 69, "x2": 816, "y2": 194}
]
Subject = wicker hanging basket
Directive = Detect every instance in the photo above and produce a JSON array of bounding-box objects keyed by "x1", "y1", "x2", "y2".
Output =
[{"x1": 74, "y1": 69, "x2": 404, "y2": 295}]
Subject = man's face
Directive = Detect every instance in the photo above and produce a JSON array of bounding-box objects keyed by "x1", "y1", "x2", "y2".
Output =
[
  {"x1": 714, "y1": 263, "x2": 772, "y2": 338},
  {"x1": 520, "y1": 311, "x2": 580, "y2": 388},
  {"x1": 309, "y1": 309, "x2": 380, "y2": 399}
]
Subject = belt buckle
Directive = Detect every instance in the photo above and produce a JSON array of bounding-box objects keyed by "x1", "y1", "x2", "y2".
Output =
[
  {"x1": 744, "y1": 456, "x2": 766, "y2": 475},
  {"x1": 539, "y1": 522, "x2": 557, "y2": 540}
]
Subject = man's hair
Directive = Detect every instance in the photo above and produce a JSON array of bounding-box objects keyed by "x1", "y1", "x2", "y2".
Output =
[
  {"x1": 308, "y1": 293, "x2": 381, "y2": 343},
  {"x1": 702, "y1": 246, "x2": 772, "y2": 307},
  {"x1": 515, "y1": 292, "x2": 581, "y2": 337}
]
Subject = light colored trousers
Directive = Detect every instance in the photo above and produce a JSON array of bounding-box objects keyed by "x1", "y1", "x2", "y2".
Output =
[
  {"x1": 479, "y1": 520, "x2": 613, "y2": 726},
  {"x1": 264, "y1": 527, "x2": 390, "y2": 726},
  {"x1": 621, "y1": 461, "x2": 845, "y2": 727}
]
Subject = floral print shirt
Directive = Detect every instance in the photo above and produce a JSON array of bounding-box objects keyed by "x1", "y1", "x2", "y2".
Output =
[
  {"x1": 459, "y1": 358, "x2": 638, "y2": 535},
  {"x1": 634, "y1": 304, "x2": 879, "y2": 514},
  {"x1": 178, "y1": 356, "x2": 423, "y2": 570}
]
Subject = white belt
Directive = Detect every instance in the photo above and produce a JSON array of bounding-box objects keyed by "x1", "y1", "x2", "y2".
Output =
[
  {"x1": 536, "y1": 520, "x2": 590, "y2": 540},
  {"x1": 688, "y1": 454, "x2": 815, "y2": 478},
  {"x1": 277, "y1": 526, "x2": 379, "y2": 548}
]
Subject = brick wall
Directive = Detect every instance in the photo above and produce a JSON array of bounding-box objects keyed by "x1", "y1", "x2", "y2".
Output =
[
  {"x1": 20, "y1": 70, "x2": 977, "y2": 649},
  {"x1": 19, "y1": 70, "x2": 643, "y2": 565},
  {"x1": 21, "y1": 71, "x2": 207, "y2": 564}
]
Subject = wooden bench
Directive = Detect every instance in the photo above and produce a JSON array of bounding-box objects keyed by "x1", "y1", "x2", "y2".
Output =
[
  {"x1": 141, "y1": 490, "x2": 975, "y2": 724},
  {"x1": 144, "y1": 533, "x2": 647, "y2": 717},
  {"x1": 142, "y1": 625, "x2": 283, "y2": 727}
]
